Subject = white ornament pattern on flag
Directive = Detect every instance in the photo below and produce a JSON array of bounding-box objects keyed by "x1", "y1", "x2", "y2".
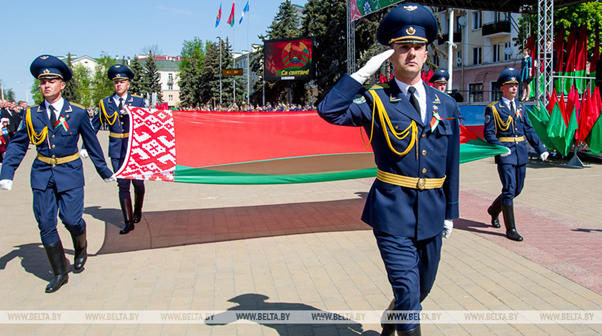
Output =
[{"x1": 114, "y1": 107, "x2": 176, "y2": 181}]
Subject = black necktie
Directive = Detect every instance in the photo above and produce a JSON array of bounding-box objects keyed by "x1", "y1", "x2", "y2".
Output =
[
  {"x1": 407, "y1": 86, "x2": 421, "y2": 116},
  {"x1": 118, "y1": 98, "x2": 124, "y2": 112},
  {"x1": 49, "y1": 105, "x2": 57, "y2": 127},
  {"x1": 510, "y1": 101, "x2": 516, "y2": 115}
]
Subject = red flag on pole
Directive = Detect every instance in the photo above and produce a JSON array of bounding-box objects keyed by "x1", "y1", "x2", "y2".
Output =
[{"x1": 226, "y1": 1, "x2": 235, "y2": 27}]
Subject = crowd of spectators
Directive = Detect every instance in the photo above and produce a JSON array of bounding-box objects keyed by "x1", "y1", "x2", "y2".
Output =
[
  {"x1": 179, "y1": 102, "x2": 316, "y2": 112},
  {"x1": 1, "y1": 99, "x2": 28, "y2": 163}
]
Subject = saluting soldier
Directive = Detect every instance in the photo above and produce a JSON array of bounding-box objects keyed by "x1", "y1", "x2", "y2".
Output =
[
  {"x1": 81, "y1": 65, "x2": 146, "y2": 234},
  {"x1": 0, "y1": 55, "x2": 116, "y2": 293},
  {"x1": 484, "y1": 68, "x2": 549, "y2": 241},
  {"x1": 317, "y1": 4, "x2": 460, "y2": 335}
]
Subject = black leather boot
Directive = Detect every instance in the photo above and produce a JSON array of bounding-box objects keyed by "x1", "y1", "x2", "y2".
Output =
[
  {"x1": 381, "y1": 298, "x2": 396, "y2": 336},
  {"x1": 487, "y1": 194, "x2": 503, "y2": 228},
  {"x1": 502, "y1": 204, "x2": 523, "y2": 241},
  {"x1": 119, "y1": 198, "x2": 135, "y2": 234},
  {"x1": 44, "y1": 241, "x2": 69, "y2": 293},
  {"x1": 396, "y1": 325, "x2": 421, "y2": 335},
  {"x1": 71, "y1": 231, "x2": 87, "y2": 272},
  {"x1": 133, "y1": 192, "x2": 144, "y2": 223}
]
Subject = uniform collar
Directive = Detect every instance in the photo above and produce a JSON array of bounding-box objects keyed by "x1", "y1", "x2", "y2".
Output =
[{"x1": 45, "y1": 97, "x2": 65, "y2": 113}]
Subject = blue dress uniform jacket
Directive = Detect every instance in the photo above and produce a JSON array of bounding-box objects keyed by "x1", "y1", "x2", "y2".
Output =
[
  {"x1": 92, "y1": 94, "x2": 145, "y2": 159},
  {"x1": 318, "y1": 74, "x2": 460, "y2": 241},
  {"x1": 483, "y1": 99, "x2": 546, "y2": 165},
  {"x1": 0, "y1": 101, "x2": 113, "y2": 192}
]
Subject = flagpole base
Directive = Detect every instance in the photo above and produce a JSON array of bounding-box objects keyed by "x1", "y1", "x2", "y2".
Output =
[{"x1": 564, "y1": 151, "x2": 590, "y2": 168}]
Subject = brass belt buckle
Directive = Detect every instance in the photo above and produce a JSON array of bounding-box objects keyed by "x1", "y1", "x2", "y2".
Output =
[
  {"x1": 50, "y1": 158, "x2": 57, "y2": 167},
  {"x1": 417, "y1": 178, "x2": 426, "y2": 190}
]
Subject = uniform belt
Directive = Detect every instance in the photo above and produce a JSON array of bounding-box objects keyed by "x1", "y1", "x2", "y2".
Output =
[
  {"x1": 498, "y1": 136, "x2": 524, "y2": 143},
  {"x1": 110, "y1": 132, "x2": 129, "y2": 138},
  {"x1": 36, "y1": 152, "x2": 80, "y2": 166},
  {"x1": 376, "y1": 169, "x2": 446, "y2": 191}
]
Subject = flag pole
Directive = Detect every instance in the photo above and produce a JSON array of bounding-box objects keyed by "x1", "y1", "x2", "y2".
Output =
[
  {"x1": 247, "y1": 0, "x2": 250, "y2": 106},
  {"x1": 220, "y1": 30, "x2": 223, "y2": 106},
  {"x1": 234, "y1": 21, "x2": 236, "y2": 106}
]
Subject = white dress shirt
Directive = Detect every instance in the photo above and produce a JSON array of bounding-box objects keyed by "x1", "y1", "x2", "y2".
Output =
[
  {"x1": 113, "y1": 93, "x2": 128, "y2": 110},
  {"x1": 45, "y1": 97, "x2": 65, "y2": 121},
  {"x1": 394, "y1": 78, "x2": 428, "y2": 123},
  {"x1": 502, "y1": 96, "x2": 516, "y2": 114}
]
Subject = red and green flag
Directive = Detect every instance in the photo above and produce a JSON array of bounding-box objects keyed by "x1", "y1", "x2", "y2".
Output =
[
  {"x1": 573, "y1": 25, "x2": 588, "y2": 93},
  {"x1": 114, "y1": 108, "x2": 508, "y2": 184},
  {"x1": 226, "y1": 1, "x2": 235, "y2": 27},
  {"x1": 546, "y1": 100, "x2": 568, "y2": 155},
  {"x1": 562, "y1": 26, "x2": 578, "y2": 95}
]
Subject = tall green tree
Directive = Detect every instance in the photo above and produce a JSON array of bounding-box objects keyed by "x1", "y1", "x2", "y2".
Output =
[
  {"x1": 179, "y1": 56, "x2": 203, "y2": 108},
  {"x1": 62, "y1": 53, "x2": 78, "y2": 103},
  {"x1": 142, "y1": 51, "x2": 163, "y2": 102},
  {"x1": 30, "y1": 79, "x2": 42, "y2": 104},
  {"x1": 72, "y1": 63, "x2": 93, "y2": 107},
  {"x1": 129, "y1": 58, "x2": 144, "y2": 96},
  {"x1": 199, "y1": 41, "x2": 221, "y2": 106},
  {"x1": 91, "y1": 53, "x2": 116, "y2": 105},
  {"x1": 180, "y1": 37, "x2": 207, "y2": 71}
]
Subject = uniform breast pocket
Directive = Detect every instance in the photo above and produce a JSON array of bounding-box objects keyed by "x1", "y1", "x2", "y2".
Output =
[
  {"x1": 434, "y1": 121, "x2": 451, "y2": 156},
  {"x1": 387, "y1": 119, "x2": 415, "y2": 153}
]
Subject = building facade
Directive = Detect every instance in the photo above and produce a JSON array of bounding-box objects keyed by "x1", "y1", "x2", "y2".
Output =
[{"x1": 432, "y1": 8, "x2": 522, "y2": 103}]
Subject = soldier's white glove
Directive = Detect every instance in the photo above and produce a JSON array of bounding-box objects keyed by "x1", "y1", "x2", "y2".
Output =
[
  {"x1": 79, "y1": 149, "x2": 89, "y2": 159},
  {"x1": 104, "y1": 174, "x2": 117, "y2": 183},
  {"x1": 350, "y1": 49, "x2": 395, "y2": 84},
  {"x1": 0, "y1": 179, "x2": 13, "y2": 191},
  {"x1": 500, "y1": 148, "x2": 511, "y2": 157},
  {"x1": 443, "y1": 219, "x2": 453, "y2": 238},
  {"x1": 540, "y1": 152, "x2": 549, "y2": 161},
  {"x1": 121, "y1": 107, "x2": 129, "y2": 115}
]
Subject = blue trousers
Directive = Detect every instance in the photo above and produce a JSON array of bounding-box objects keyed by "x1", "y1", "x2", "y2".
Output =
[
  {"x1": 112, "y1": 157, "x2": 145, "y2": 200},
  {"x1": 497, "y1": 163, "x2": 526, "y2": 205},
  {"x1": 32, "y1": 175, "x2": 85, "y2": 246},
  {"x1": 374, "y1": 229, "x2": 442, "y2": 331}
]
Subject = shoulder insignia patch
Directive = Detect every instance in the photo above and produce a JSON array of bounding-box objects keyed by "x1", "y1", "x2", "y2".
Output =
[
  {"x1": 17, "y1": 118, "x2": 26, "y2": 131},
  {"x1": 353, "y1": 95, "x2": 366, "y2": 104},
  {"x1": 485, "y1": 115, "x2": 491, "y2": 123}
]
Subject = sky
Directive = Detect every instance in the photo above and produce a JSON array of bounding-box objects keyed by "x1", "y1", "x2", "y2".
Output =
[{"x1": 1, "y1": 0, "x2": 307, "y2": 104}]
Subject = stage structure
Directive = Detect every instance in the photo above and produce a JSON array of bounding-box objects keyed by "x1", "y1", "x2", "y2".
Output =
[{"x1": 346, "y1": 0, "x2": 592, "y2": 106}]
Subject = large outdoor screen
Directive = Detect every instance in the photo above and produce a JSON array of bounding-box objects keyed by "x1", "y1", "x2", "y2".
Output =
[{"x1": 264, "y1": 37, "x2": 314, "y2": 81}]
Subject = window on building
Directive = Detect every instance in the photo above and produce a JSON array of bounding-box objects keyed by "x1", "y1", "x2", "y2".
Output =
[
  {"x1": 169, "y1": 95, "x2": 173, "y2": 101},
  {"x1": 504, "y1": 42, "x2": 512, "y2": 61},
  {"x1": 493, "y1": 44, "x2": 500, "y2": 63},
  {"x1": 469, "y1": 83, "x2": 484, "y2": 102},
  {"x1": 491, "y1": 82, "x2": 502, "y2": 101},
  {"x1": 472, "y1": 11, "x2": 482, "y2": 30},
  {"x1": 168, "y1": 73, "x2": 173, "y2": 82},
  {"x1": 472, "y1": 47, "x2": 482, "y2": 65},
  {"x1": 168, "y1": 84, "x2": 173, "y2": 90}
]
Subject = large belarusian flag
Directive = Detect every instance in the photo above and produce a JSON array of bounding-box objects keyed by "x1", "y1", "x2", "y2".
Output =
[{"x1": 115, "y1": 108, "x2": 508, "y2": 183}]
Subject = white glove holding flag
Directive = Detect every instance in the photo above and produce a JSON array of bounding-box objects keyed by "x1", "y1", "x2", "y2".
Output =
[
  {"x1": 500, "y1": 148, "x2": 511, "y2": 157},
  {"x1": 443, "y1": 219, "x2": 453, "y2": 238},
  {"x1": 540, "y1": 152, "x2": 549, "y2": 161},
  {"x1": 121, "y1": 107, "x2": 129, "y2": 115},
  {"x1": 104, "y1": 174, "x2": 117, "y2": 183},
  {"x1": 79, "y1": 149, "x2": 89, "y2": 159},
  {"x1": 0, "y1": 180, "x2": 13, "y2": 191},
  {"x1": 350, "y1": 49, "x2": 395, "y2": 84}
]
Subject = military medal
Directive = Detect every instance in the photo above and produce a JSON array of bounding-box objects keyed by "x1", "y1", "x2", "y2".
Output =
[{"x1": 55, "y1": 116, "x2": 70, "y2": 131}]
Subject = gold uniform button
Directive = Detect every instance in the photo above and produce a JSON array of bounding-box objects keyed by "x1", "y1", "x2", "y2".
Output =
[
  {"x1": 422, "y1": 134, "x2": 426, "y2": 138},
  {"x1": 422, "y1": 150, "x2": 427, "y2": 156},
  {"x1": 52, "y1": 145, "x2": 55, "y2": 149},
  {"x1": 422, "y1": 168, "x2": 427, "y2": 174},
  {"x1": 52, "y1": 135, "x2": 55, "y2": 138},
  {"x1": 395, "y1": 125, "x2": 399, "y2": 129},
  {"x1": 52, "y1": 155, "x2": 56, "y2": 158}
]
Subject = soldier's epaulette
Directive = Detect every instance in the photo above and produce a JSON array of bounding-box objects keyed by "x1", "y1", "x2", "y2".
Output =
[
  {"x1": 131, "y1": 94, "x2": 143, "y2": 98},
  {"x1": 71, "y1": 102, "x2": 85, "y2": 109},
  {"x1": 487, "y1": 101, "x2": 497, "y2": 108},
  {"x1": 364, "y1": 83, "x2": 389, "y2": 90}
]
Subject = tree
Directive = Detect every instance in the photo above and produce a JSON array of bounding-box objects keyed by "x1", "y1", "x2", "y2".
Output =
[
  {"x1": 129, "y1": 58, "x2": 144, "y2": 96},
  {"x1": 218, "y1": 37, "x2": 246, "y2": 106},
  {"x1": 180, "y1": 37, "x2": 207, "y2": 70},
  {"x1": 141, "y1": 44, "x2": 163, "y2": 57},
  {"x1": 3, "y1": 88, "x2": 15, "y2": 102},
  {"x1": 91, "y1": 53, "x2": 116, "y2": 106},
  {"x1": 198, "y1": 40, "x2": 221, "y2": 106},
  {"x1": 179, "y1": 56, "x2": 203, "y2": 108},
  {"x1": 72, "y1": 64, "x2": 93, "y2": 107},
  {"x1": 142, "y1": 51, "x2": 163, "y2": 102},
  {"x1": 30, "y1": 79, "x2": 42, "y2": 104},
  {"x1": 62, "y1": 53, "x2": 78, "y2": 104}
]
